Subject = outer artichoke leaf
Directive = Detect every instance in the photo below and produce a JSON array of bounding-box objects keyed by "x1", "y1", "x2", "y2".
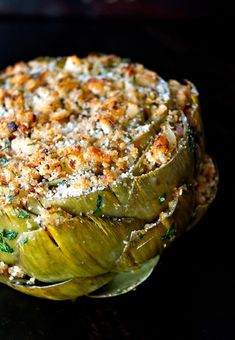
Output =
[
  {"x1": 187, "y1": 162, "x2": 218, "y2": 231},
  {"x1": 110, "y1": 115, "x2": 195, "y2": 221},
  {"x1": 114, "y1": 186, "x2": 195, "y2": 272},
  {"x1": 18, "y1": 228, "x2": 88, "y2": 282},
  {"x1": 113, "y1": 224, "x2": 165, "y2": 272},
  {"x1": 0, "y1": 206, "x2": 38, "y2": 265},
  {"x1": 168, "y1": 186, "x2": 195, "y2": 235},
  {"x1": 46, "y1": 216, "x2": 146, "y2": 277},
  {"x1": 89, "y1": 256, "x2": 160, "y2": 298},
  {"x1": 124, "y1": 144, "x2": 194, "y2": 221},
  {"x1": 185, "y1": 80, "x2": 205, "y2": 151},
  {"x1": 30, "y1": 188, "x2": 126, "y2": 218},
  {"x1": 0, "y1": 272, "x2": 114, "y2": 300}
]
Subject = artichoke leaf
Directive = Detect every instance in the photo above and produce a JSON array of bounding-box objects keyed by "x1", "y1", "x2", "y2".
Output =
[
  {"x1": 89, "y1": 256, "x2": 160, "y2": 298},
  {"x1": 0, "y1": 272, "x2": 114, "y2": 300},
  {"x1": 0, "y1": 206, "x2": 37, "y2": 265},
  {"x1": 110, "y1": 116, "x2": 195, "y2": 221},
  {"x1": 123, "y1": 143, "x2": 194, "y2": 221},
  {"x1": 187, "y1": 161, "x2": 219, "y2": 231},
  {"x1": 46, "y1": 216, "x2": 146, "y2": 276},
  {"x1": 114, "y1": 185, "x2": 195, "y2": 271},
  {"x1": 18, "y1": 216, "x2": 146, "y2": 281},
  {"x1": 185, "y1": 80, "x2": 205, "y2": 151},
  {"x1": 28, "y1": 188, "x2": 126, "y2": 218},
  {"x1": 18, "y1": 228, "x2": 88, "y2": 282}
]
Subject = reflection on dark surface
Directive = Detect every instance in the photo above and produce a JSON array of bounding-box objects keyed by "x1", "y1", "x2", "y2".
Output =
[{"x1": 0, "y1": 14, "x2": 234, "y2": 340}]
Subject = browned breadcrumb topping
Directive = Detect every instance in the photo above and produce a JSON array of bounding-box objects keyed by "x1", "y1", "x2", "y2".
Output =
[
  {"x1": 195, "y1": 155, "x2": 217, "y2": 205},
  {"x1": 0, "y1": 54, "x2": 192, "y2": 206}
]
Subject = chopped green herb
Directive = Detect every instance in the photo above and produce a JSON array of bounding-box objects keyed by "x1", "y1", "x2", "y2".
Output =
[
  {"x1": 7, "y1": 195, "x2": 15, "y2": 203},
  {"x1": 160, "y1": 224, "x2": 176, "y2": 241},
  {"x1": 18, "y1": 210, "x2": 31, "y2": 219},
  {"x1": 27, "y1": 142, "x2": 36, "y2": 146},
  {"x1": 0, "y1": 157, "x2": 8, "y2": 165},
  {"x1": 22, "y1": 237, "x2": 29, "y2": 245},
  {"x1": 0, "y1": 234, "x2": 14, "y2": 253},
  {"x1": 186, "y1": 125, "x2": 195, "y2": 153},
  {"x1": 94, "y1": 195, "x2": 103, "y2": 214},
  {"x1": 4, "y1": 139, "x2": 11, "y2": 149},
  {"x1": 159, "y1": 193, "x2": 167, "y2": 205},
  {"x1": 3, "y1": 229, "x2": 18, "y2": 240},
  {"x1": 138, "y1": 233, "x2": 145, "y2": 239}
]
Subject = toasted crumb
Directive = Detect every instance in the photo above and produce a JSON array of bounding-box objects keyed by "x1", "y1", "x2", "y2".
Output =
[
  {"x1": 8, "y1": 265, "x2": 25, "y2": 279},
  {"x1": 0, "y1": 261, "x2": 8, "y2": 274}
]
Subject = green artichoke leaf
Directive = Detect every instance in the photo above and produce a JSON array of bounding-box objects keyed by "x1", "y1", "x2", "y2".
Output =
[
  {"x1": 18, "y1": 228, "x2": 88, "y2": 282},
  {"x1": 110, "y1": 141, "x2": 194, "y2": 222},
  {"x1": 28, "y1": 188, "x2": 126, "y2": 218},
  {"x1": 18, "y1": 215, "x2": 146, "y2": 282},
  {"x1": 113, "y1": 185, "x2": 195, "y2": 271},
  {"x1": 184, "y1": 80, "x2": 205, "y2": 151},
  {"x1": 109, "y1": 115, "x2": 195, "y2": 221},
  {"x1": 187, "y1": 159, "x2": 219, "y2": 231},
  {"x1": 46, "y1": 216, "x2": 145, "y2": 276},
  {"x1": 0, "y1": 206, "x2": 38, "y2": 265},
  {"x1": 0, "y1": 272, "x2": 114, "y2": 300},
  {"x1": 89, "y1": 256, "x2": 160, "y2": 298}
]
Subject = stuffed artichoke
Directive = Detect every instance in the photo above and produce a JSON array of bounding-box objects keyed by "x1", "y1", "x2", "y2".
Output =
[{"x1": 0, "y1": 54, "x2": 218, "y2": 300}]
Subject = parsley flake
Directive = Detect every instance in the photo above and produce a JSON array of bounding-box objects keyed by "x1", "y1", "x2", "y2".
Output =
[
  {"x1": 160, "y1": 224, "x2": 176, "y2": 241},
  {"x1": 22, "y1": 237, "x2": 29, "y2": 245},
  {"x1": 186, "y1": 125, "x2": 196, "y2": 153},
  {"x1": 0, "y1": 233, "x2": 14, "y2": 253},
  {"x1": 3, "y1": 229, "x2": 18, "y2": 240},
  {"x1": 18, "y1": 210, "x2": 31, "y2": 219},
  {"x1": 94, "y1": 195, "x2": 103, "y2": 214},
  {"x1": 7, "y1": 195, "x2": 15, "y2": 203},
  {"x1": 0, "y1": 157, "x2": 8, "y2": 165}
]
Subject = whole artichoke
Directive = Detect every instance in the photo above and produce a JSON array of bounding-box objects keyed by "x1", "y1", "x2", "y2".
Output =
[{"x1": 0, "y1": 54, "x2": 218, "y2": 300}]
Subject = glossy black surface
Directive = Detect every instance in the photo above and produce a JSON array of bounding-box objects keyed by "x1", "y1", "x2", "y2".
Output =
[{"x1": 0, "y1": 17, "x2": 234, "y2": 340}]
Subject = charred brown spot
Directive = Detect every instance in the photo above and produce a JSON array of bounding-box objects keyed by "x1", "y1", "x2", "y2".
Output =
[{"x1": 70, "y1": 159, "x2": 76, "y2": 169}]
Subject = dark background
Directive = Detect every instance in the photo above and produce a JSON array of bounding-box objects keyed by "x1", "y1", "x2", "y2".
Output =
[{"x1": 0, "y1": 1, "x2": 234, "y2": 339}]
